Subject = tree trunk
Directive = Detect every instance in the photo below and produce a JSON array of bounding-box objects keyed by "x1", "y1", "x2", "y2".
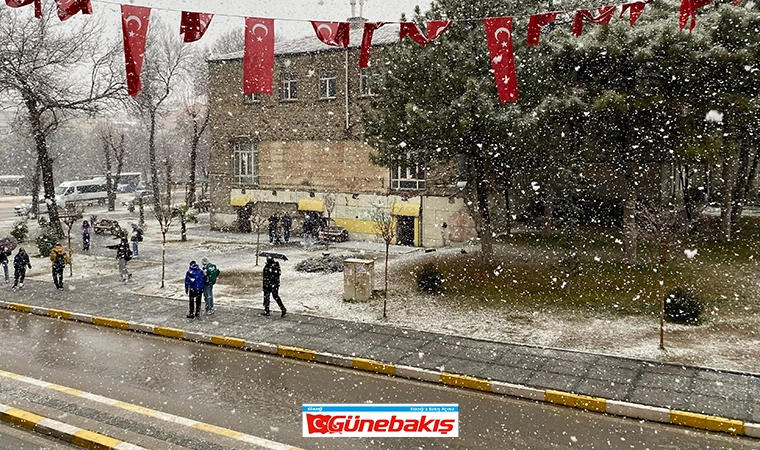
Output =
[
  {"x1": 473, "y1": 154, "x2": 493, "y2": 262},
  {"x1": 161, "y1": 230, "x2": 166, "y2": 288},
  {"x1": 255, "y1": 227, "x2": 261, "y2": 266},
  {"x1": 623, "y1": 163, "x2": 637, "y2": 265},
  {"x1": 104, "y1": 143, "x2": 115, "y2": 211},
  {"x1": 679, "y1": 163, "x2": 693, "y2": 224},
  {"x1": 384, "y1": 242, "x2": 389, "y2": 319},
  {"x1": 148, "y1": 110, "x2": 161, "y2": 220},
  {"x1": 26, "y1": 98, "x2": 62, "y2": 237},
  {"x1": 658, "y1": 243, "x2": 666, "y2": 350},
  {"x1": 139, "y1": 202, "x2": 145, "y2": 228},
  {"x1": 67, "y1": 226, "x2": 73, "y2": 277},
  {"x1": 187, "y1": 121, "x2": 199, "y2": 207},
  {"x1": 181, "y1": 218, "x2": 187, "y2": 241},
  {"x1": 503, "y1": 167, "x2": 512, "y2": 235},
  {"x1": 31, "y1": 160, "x2": 41, "y2": 218},
  {"x1": 730, "y1": 142, "x2": 750, "y2": 228},
  {"x1": 720, "y1": 153, "x2": 737, "y2": 242}
]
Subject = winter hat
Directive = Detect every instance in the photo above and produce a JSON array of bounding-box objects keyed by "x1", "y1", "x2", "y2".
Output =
[
  {"x1": 189, "y1": 260, "x2": 196, "y2": 266},
  {"x1": 201, "y1": 257, "x2": 209, "y2": 265}
]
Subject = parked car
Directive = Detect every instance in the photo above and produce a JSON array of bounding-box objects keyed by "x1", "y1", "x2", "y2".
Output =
[
  {"x1": 15, "y1": 200, "x2": 48, "y2": 216},
  {"x1": 121, "y1": 190, "x2": 154, "y2": 209},
  {"x1": 318, "y1": 219, "x2": 349, "y2": 242},
  {"x1": 93, "y1": 219, "x2": 122, "y2": 236}
]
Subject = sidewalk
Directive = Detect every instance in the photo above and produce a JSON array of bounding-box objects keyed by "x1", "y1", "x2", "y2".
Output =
[{"x1": 5, "y1": 279, "x2": 760, "y2": 429}]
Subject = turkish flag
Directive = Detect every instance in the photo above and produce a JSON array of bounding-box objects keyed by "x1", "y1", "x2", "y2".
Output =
[
  {"x1": 527, "y1": 12, "x2": 558, "y2": 46},
  {"x1": 571, "y1": 6, "x2": 617, "y2": 36},
  {"x1": 679, "y1": 0, "x2": 712, "y2": 32},
  {"x1": 244, "y1": 18, "x2": 275, "y2": 95},
  {"x1": 360, "y1": 22, "x2": 384, "y2": 69},
  {"x1": 426, "y1": 20, "x2": 451, "y2": 40},
  {"x1": 55, "y1": 0, "x2": 92, "y2": 21},
  {"x1": 311, "y1": 21, "x2": 350, "y2": 48},
  {"x1": 620, "y1": 2, "x2": 646, "y2": 26},
  {"x1": 180, "y1": 12, "x2": 213, "y2": 43},
  {"x1": 400, "y1": 22, "x2": 428, "y2": 46},
  {"x1": 121, "y1": 5, "x2": 151, "y2": 97},
  {"x1": 5, "y1": 0, "x2": 42, "y2": 18},
  {"x1": 483, "y1": 17, "x2": 518, "y2": 103}
]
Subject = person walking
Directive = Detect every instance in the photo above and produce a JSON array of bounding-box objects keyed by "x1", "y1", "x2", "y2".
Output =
[
  {"x1": 268, "y1": 214, "x2": 279, "y2": 244},
  {"x1": 81, "y1": 219, "x2": 93, "y2": 252},
  {"x1": 107, "y1": 237, "x2": 132, "y2": 282},
  {"x1": 282, "y1": 213, "x2": 292, "y2": 243},
  {"x1": 49, "y1": 243, "x2": 68, "y2": 290},
  {"x1": 302, "y1": 214, "x2": 314, "y2": 250},
  {"x1": 184, "y1": 261, "x2": 205, "y2": 318},
  {"x1": 130, "y1": 223, "x2": 143, "y2": 258},
  {"x1": 11, "y1": 248, "x2": 31, "y2": 290},
  {"x1": 261, "y1": 256, "x2": 286, "y2": 317},
  {"x1": 201, "y1": 257, "x2": 220, "y2": 314},
  {"x1": 0, "y1": 247, "x2": 9, "y2": 283}
]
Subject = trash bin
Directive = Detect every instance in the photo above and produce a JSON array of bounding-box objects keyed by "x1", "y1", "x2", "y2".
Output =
[{"x1": 344, "y1": 258, "x2": 374, "y2": 301}]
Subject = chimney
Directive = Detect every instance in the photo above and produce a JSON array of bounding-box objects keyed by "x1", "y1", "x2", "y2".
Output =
[
  {"x1": 347, "y1": 0, "x2": 366, "y2": 29},
  {"x1": 350, "y1": 0, "x2": 356, "y2": 17}
]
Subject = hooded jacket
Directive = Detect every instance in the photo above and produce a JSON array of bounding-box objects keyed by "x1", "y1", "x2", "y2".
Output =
[
  {"x1": 49, "y1": 245, "x2": 68, "y2": 268},
  {"x1": 184, "y1": 263, "x2": 205, "y2": 292},
  {"x1": 14, "y1": 249, "x2": 31, "y2": 270},
  {"x1": 263, "y1": 258, "x2": 281, "y2": 290}
]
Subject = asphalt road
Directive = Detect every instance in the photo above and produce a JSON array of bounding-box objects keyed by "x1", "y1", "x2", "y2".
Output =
[{"x1": 0, "y1": 310, "x2": 758, "y2": 450}]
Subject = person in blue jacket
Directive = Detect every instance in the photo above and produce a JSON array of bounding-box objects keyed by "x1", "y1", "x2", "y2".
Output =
[{"x1": 184, "y1": 260, "x2": 205, "y2": 318}]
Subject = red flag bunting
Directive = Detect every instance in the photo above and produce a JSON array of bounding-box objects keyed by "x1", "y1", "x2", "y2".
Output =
[
  {"x1": 426, "y1": 20, "x2": 451, "y2": 40},
  {"x1": 527, "y1": 12, "x2": 558, "y2": 46},
  {"x1": 5, "y1": 0, "x2": 42, "y2": 18},
  {"x1": 311, "y1": 21, "x2": 350, "y2": 48},
  {"x1": 360, "y1": 22, "x2": 384, "y2": 69},
  {"x1": 180, "y1": 12, "x2": 214, "y2": 43},
  {"x1": 121, "y1": 5, "x2": 150, "y2": 97},
  {"x1": 571, "y1": 6, "x2": 617, "y2": 36},
  {"x1": 244, "y1": 18, "x2": 275, "y2": 95},
  {"x1": 484, "y1": 17, "x2": 518, "y2": 103},
  {"x1": 679, "y1": 0, "x2": 712, "y2": 32},
  {"x1": 620, "y1": 2, "x2": 646, "y2": 26},
  {"x1": 55, "y1": 0, "x2": 92, "y2": 21}
]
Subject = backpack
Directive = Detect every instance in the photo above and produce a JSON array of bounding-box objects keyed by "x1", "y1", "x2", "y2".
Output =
[
  {"x1": 205, "y1": 263, "x2": 220, "y2": 284},
  {"x1": 125, "y1": 247, "x2": 133, "y2": 261},
  {"x1": 53, "y1": 251, "x2": 66, "y2": 268}
]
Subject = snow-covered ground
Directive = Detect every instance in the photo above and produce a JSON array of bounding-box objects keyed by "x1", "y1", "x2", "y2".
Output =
[{"x1": 4, "y1": 199, "x2": 760, "y2": 375}]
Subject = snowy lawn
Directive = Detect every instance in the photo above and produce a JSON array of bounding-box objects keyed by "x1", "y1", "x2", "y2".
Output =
[{"x1": 5, "y1": 207, "x2": 760, "y2": 374}]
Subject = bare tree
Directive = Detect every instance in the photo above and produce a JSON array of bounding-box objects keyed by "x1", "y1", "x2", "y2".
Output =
[
  {"x1": 209, "y1": 27, "x2": 245, "y2": 57},
  {"x1": 251, "y1": 203, "x2": 268, "y2": 266},
  {"x1": 97, "y1": 125, "x2": 126, "y2": 211},
  {"x1": 371, "y1": 205, "x2": 396, "y2": 318},
  {"x1": 323, "y1": 193, "x2": 336, "y2": 251},
  {"x1": 0, "y1": 6, "x2": 123, "y2": 236},
  {"x1": 637, "y1": 202, "x2": 688, "y2": 350}
]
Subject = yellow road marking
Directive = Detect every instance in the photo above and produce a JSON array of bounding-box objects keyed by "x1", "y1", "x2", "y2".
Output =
[
  {"x1": 353, "y1": 358, "x2": 396, "y2": 375},
  {"x1": 71, "y1": 429, "x2": 122, "y2": 449},
  {"x1": 210, "y1": 336, "x2": 245, "y2": 348},
  {"x1": 193, "y1": 422, "x2": 243, "y2": 439},
  {"x1": 440, "y1": 373, "x2": 492, "y2": 392},
  {"x1": 278, "y1": 346, "x2": 316, "y2": 361},
  {"x1": 154, "y1": 327, "x2": 184, "y2": 339},
  {"x1": 1, "y1": 408, "x2": 44, "y2": 431}
]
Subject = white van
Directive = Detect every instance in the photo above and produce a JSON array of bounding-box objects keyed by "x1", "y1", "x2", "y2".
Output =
[{"x1": 55, "y1": 178, "x2": 108, "y2": 207}]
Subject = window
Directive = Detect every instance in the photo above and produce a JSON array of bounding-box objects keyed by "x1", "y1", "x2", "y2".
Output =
[
  {"x1": 233, "y1": 142, "x2": 259, "y2": 186},
  {"x1": 391, "y1": 154, "x2": 426, "y2": 191},
  {"x1": 244, "y1": 93, "x2": 263, "y2": 103},
  {"x1": 280, "y1": 73, "x2": 297, "y2": 100},
  {"x1": 360, "y1": 68, "x2": 378, "y2": 97},
  {"x1": 319, "y1": 71, "x2": 337, "y2": 99}
]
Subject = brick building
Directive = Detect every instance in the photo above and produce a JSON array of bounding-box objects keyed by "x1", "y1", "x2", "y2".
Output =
[{"x1": 207, "y1": 23, "x2": 477, "y2": 247}]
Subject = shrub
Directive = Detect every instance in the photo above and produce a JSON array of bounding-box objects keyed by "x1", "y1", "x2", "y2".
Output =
[
  {"x1": 35, "y1": 225, "x2": 59, "y2": 257},
  {"x1": 664, "y1": 288, "x2": 702, "y2": 324},
  {"x1": 417, "y1": 264, "x2": 444, "y2": 293},
  {"x1": 295, "y1": 254, "x2": 347, "y2": 273},
  {"x1": 11, "y1": 220, "x2": 28, "y2": 243}
]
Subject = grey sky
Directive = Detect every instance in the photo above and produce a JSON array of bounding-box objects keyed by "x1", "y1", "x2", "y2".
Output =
[{"x1": 93, "y1": 0, "x2": 430, "y2": 44}]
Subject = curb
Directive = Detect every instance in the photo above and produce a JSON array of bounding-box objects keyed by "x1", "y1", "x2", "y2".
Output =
[
  {"x1": 0, "y1": 402, "x2": 147, "y2": 450},
  {"x1": 3, "y1": 300, "x2": 758, "y2": 439}
]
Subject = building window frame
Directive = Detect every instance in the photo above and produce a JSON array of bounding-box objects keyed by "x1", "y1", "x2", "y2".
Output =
[
  {"x1": 280, "y1": 73, "x2": 298, "y2": 101},
  {"x1": 319, "y1": 71, "x2": 337, "y2": 100},
  {"x1": 233, "y1": 141, "x2": 259, "y2": 186},
  {"x1": 391, "y1": 153, "x2": 426, "y2": 191},
  {"x1": 244, "y1": 93, "x2": 263, "y2": 103}
]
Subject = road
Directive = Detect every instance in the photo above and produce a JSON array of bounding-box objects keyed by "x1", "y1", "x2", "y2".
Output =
[
  {"x1": 0, "y1": 422, "x2": 78, "y2": 449},
  {"x1": 0, "y1": 310, "x2": 757, "y2": 449}
]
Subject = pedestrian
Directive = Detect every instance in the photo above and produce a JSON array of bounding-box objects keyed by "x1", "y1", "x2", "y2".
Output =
[
  {"x1": 107, "y1": 236, "x2": 132, "y2": 282},
  {"x1": 261, "y1": 256, "x2": 286, "y2": 317},
  {"x1": 81, "y1": 219, "x2": 93, "y2": 251},
  {"x1": 0, "y1": 246, "x2": 9, "y2": 283},
  {"x1": 130, "y1": 223, "x2": 143, "y2": 258},
  {"x1": 268, "y1": 214, "x2": 279, "y2": 244},
  {"x1": 282, "y1": 213, "x2": 292, "y2": 243},
  {"x1": 201, "y1": 256, "x2": 220, "y2": 314},
  {"x1": 49, "y1": 243, "x2": 68, "y2": 290},
  {"x1": 184, "y1": 260, "x2": 205, "y2": 319},
  {"x1": 11, "y1": 248, "x2": 31, "y2": 290},
  {"x1": 302, "y1": 214, "x2": 314, "y2": 250}
]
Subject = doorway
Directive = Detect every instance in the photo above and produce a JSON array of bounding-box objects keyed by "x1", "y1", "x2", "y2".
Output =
[{"x1": 397, "y1": 216, "x2": 415, "y2": 246}]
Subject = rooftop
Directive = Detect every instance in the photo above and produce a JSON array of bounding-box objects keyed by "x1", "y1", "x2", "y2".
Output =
[{"x1": 211, "y1": 23, "x2": 401, "y2": 61}]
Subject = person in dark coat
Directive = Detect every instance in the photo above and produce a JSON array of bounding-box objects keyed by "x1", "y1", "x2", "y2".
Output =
[
  {"x1": 106, "y1": 236, "x2": 132, "y2": 282},
  {"x1": 268, "y1": 214, "x2": 280, "y2": 244},
  {"x1": 49, "y1": 243, "x2": 68, "y2": 290},
  {"x1": 282, "y1": 213, "x2": 292, "y2": 243},
  {"x1": 130, "y1": 223, "x2": 143, "y2": 258},
  {"x1": 12, "y1": 248, "x2": 31, "y2": 290},
  {"x1": 0, "y1": 247, "x2": 10, "y2": 283},
  {"x1": 184, "y1": 261, "x2": 205, "y2": 318},
  {"x1": 262, "y1": 256, "x2": 286, "y2": 317},
  {"x1": 81, "y1": 220, "x2": 93, "y2": 252}
]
